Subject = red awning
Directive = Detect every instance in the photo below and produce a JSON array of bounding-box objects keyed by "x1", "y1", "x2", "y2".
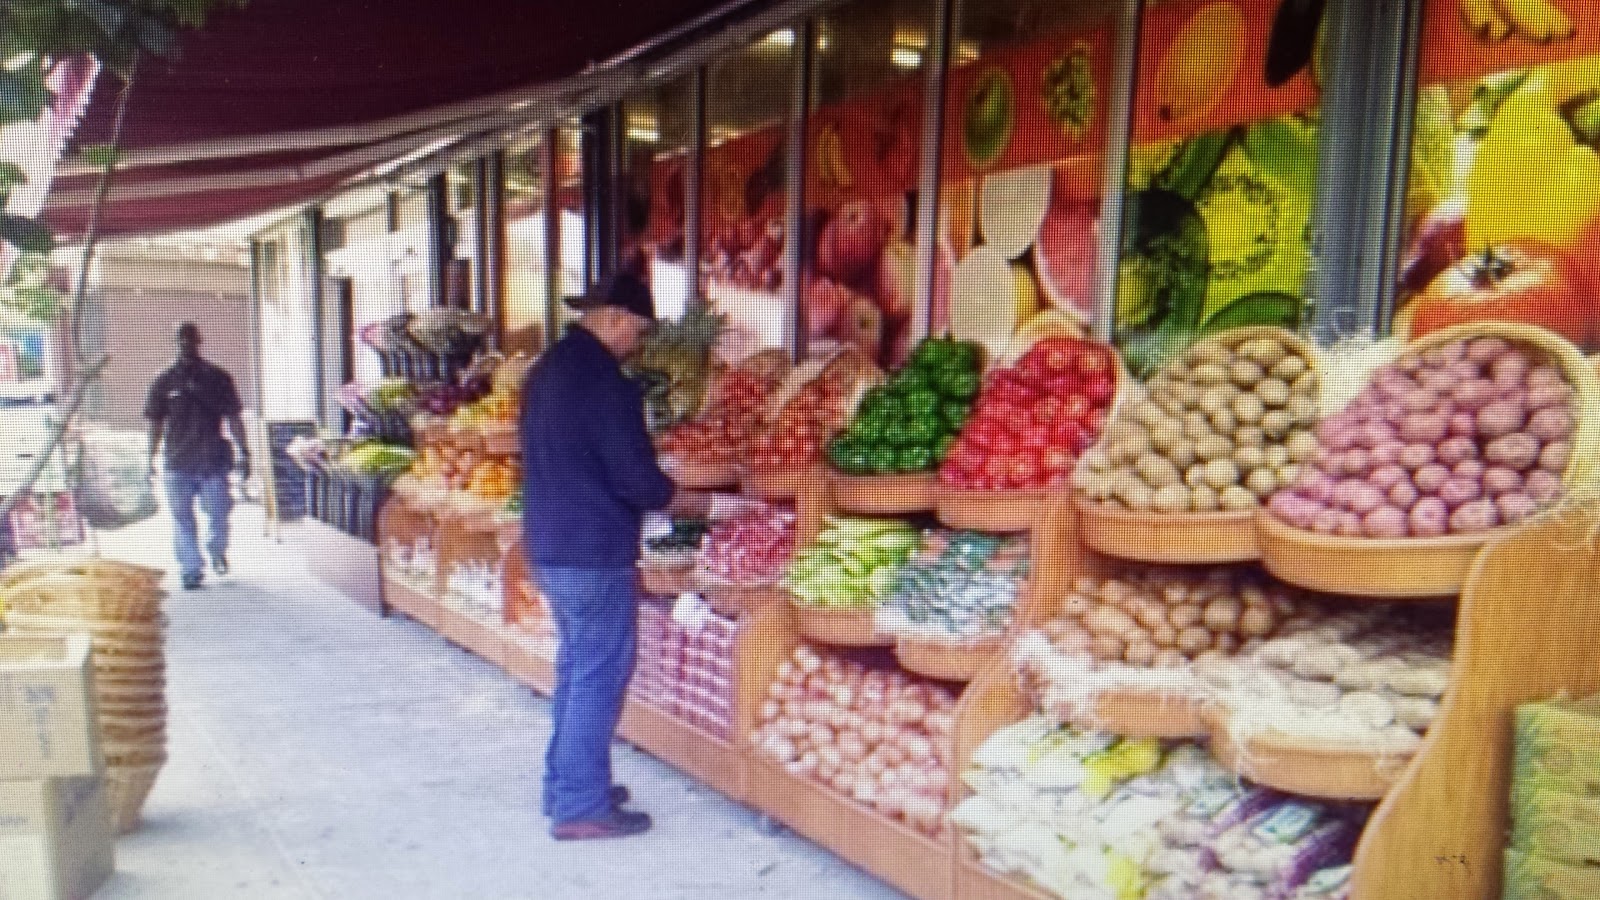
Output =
[{"x1": 41, "y1": 0, "x2": 743, "y2": 239}]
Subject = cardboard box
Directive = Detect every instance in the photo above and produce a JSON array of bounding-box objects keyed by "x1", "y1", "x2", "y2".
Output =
[
  {"x1": 0, "y1": 634, "x2": 101, "y2": 779},
  {"x1": 0, "y1": 777, "x2": 114, "y2": 900}
]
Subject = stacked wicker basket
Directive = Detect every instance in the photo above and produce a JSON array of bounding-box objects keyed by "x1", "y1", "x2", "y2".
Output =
[{"x1": 0, "y1": 558, "x2": 169, "y2": 833}]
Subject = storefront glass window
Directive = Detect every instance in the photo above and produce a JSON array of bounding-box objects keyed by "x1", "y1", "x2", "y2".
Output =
[
  {"x1": 702, "y1": 28, "x2": 796, "y2": 351},
  {"x1": 1392, "y1": 1, "x2": 1600, "y2": 353},
  {"x1": 1112, "y1": 0, "x2": 1330, "y2": 377},
  {"x1": 447, "y1": 160, "x2": 480, "y2": 310},
  {"x1": 504, "y1": 136, "x2": 549, "y2": 350},
  {"x1": 551, "y1": 124, "x2": 588, "y2": 332},
  {"x1": 934, "y1": 0, "x2": 1127, "y2": 365},
  {"x1": 394, "y1": 189, "x2": 431, "y2": 314},
  {"x1": 803, "y1": 0, "x2": 931, "y2": 367},
  {"x1": 621, "y1": 76, "x2": 696, "y2": 319}
]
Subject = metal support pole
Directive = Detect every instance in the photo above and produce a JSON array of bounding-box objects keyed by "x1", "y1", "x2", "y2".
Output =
[
  {"x1": 304, "y1": 207, "x2": 328, "y2": 426},
  {"x1": 424, "y1": 173, "x2": 450, "y2": 308},
  {"x1": 485, "y1": 150, "x2": 507, "y2": 347},
  {"x1": 247, "y1": 238, "x2": 265, "y2": 415},
  {"x1": 686, "y1": 66, "x2": 708, "y2": 303},
  {"x1": 914, "y1": 0, "x2": 956, "y2": 341},
  {"x1": 473, "y1": 156, "x2": 492, "y2": 317},
  {"x1": 1309, "y1": 0, "x2": 1423, "y2": 344},
  {"x1": 1095, "y1": 0, "x2": 1145, "y2": 344},
  {"x1": 782, "y1": 18, "x2": 815, "y2": 360},
  {"x1": 543, "y1": 127, "x2": 562, "y2": 342}
]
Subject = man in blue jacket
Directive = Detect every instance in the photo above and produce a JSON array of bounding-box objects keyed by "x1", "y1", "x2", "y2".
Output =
[{"x1": 521, "y1": 272, "x2": 676, "y2": 840}]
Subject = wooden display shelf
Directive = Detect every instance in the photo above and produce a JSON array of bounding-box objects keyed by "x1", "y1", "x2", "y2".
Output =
[
  {"x1": 894, "y1": 638, "x2": 1003, "y2": 683},
  {"x1": 617, "y1": 699, "x2": 746, "y2": 804},
  {"x1": 955, "y1": 860, "x2": 1055, "y2": 900},
  {"x1": 1071, "y1": 495, "x2": 1258, "y2": 563},
  {"x1": 664, "y1": 456, "x2": 742, "y2": 490},
  {"x1": 697, "y1": 581, "x2": 789, "y2": 616},
  {"x1": 433, "y1": 602, "x2": 519, "y2": 672},
  {"x1": 1255, "y1": 512, "x2": 1483, "y2": 599},
  {"x1": 479, "y1": 424, "x2": 519, "y2": 455},
  {"x1": 1352, "y1": 510, "x2": 1600, "y2": 900},
  {"x1": 746, "y1": 757, "x2": 955, "y2": 900},
  {"x1": 791, "y1": 603, "x2": 892, "y2": 647},
  {"x1": 639, "y1": 563, "x2": 696, "y2": 596},
  {"x1": 381, "y1": 574, "x2": 445, "y2": 632},
  {"x1": 828, "y1": 472, "x2": 941, "y2": 515},
  {"x1": 1073, "y1": 688, "x2": 1210, "y2": 740},
  {"x1": 1205, "y1": 708, "x2": 1410, "y2": 801},
  {"x1": 935, "y1": 489, "x2": 1051, "y2": 532},
  {"x1": 498, "y1": 627, "x2": 558, "y2": 696},
  {"x1": 741, "y1": 466, "x2": 817, "y2": 500}
]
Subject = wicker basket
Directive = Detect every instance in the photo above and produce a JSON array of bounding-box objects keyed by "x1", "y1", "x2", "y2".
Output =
[{"x1": 105, "y1": 763, "x2": 164, "y2": 834}]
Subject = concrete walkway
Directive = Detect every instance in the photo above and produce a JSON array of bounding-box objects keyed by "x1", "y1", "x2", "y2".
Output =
[{"x1": 81, "y1": 505, "x2": 903, "y2": 899}]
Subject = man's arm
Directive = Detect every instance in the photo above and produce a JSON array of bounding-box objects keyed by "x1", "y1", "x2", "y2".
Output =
[
  {"x1": 225, "y1": 414, "x2": 250, "y2": 477},
  {"x1": 147, "y1": 418, "x2": 163, "y2": 476}
]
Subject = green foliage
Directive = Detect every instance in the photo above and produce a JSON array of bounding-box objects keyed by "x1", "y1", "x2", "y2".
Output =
[
  {"x1": 0, "y1": 0, "x2": 246, "y2": 296},
  {"x1": 0, "y1": 251, "x2": 63, "y2": 320}
]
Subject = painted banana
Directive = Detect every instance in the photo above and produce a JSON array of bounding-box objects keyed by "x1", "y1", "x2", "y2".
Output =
[
  {"x1": 1494, "y1": 0, "x2": 1575, "y2": 43},
  {"x1": 1461, "y1": 0, "x2": 1512, "y2": 41},
  {"x1": 816, "y1": 125, "x2": 853, "y2": 190}
]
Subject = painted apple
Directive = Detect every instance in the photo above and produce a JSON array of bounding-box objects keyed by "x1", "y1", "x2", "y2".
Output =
[
  {"x1": 876, "y1": 238, "x2": 917, "y2": 322},
  {"x1": 817, "y1": 200, "x2": 889, "y2": 283},
  {"x1": 803, "y1": 275, "x2": 855, "y2": 338}
]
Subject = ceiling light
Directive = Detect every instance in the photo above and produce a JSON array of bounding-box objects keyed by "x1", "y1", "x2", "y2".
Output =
[{"x1": 890, "y1": 47, "x2": 922, "y2": 69}]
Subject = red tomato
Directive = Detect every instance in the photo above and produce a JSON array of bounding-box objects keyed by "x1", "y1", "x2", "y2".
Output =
[
  {"x1": 989, "y1": 429, "x2": 1020, "y2": 454},
  {"x1": 1020, "y1": 421, "x2": 1053, "y2": 450},
  {"x1": 990, "y1": 373, "x2": 1040, "y2": 406},
  {"x1": 1074, "y1": 343, "x2": 1114, "y2": 377},
  {"x1": 1052, "y1": 418, "x2": 1088, "y2": 452},
  {"x1": 1061, "y1": 394, "x2": 1090, "y2": 421},
  {"x1": 983, "y1": 455, "x2": 1011, "y2": 482},
  {"x1": 966, "y1": 416, "x2": 1005, "y2": 450},
  {"x1": 1044, "y1": 374, "x2": 1080, "y2": 398},
  {"x1": 1042, "y1": 446, "x2": 1075, "y2": 474},
  {"x1": 1083, "y1": 374, "x2": 1115, "y2": 405},
  {"x1": 1009, "y1": 450, "x2": 1041, "y2": 486},
  {"x1": 1084, "y1": 407, "x2": 1106, "y2": 433},
  {"x1": 1032, "y1": 395, "x2": 1065, "y2": 424},
  {"x1": 948, "y1": 438, "x2": 986, "y2": 473}
]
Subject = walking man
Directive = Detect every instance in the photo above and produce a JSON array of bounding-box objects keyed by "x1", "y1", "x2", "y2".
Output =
[
  {"x1": 520, "y1": 272, "x2": 675, "y2": 840},
  {"x1": 145, "y1": 322, "x2": 250, "y2": 590}
]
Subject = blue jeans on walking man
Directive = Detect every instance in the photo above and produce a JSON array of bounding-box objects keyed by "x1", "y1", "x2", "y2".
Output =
[
  {"x1": 533, "y1": 565, "x2": 638, "y2": 824},
  {"x1": 165, "y1": 470, "x2": 232, "y2": 579}
]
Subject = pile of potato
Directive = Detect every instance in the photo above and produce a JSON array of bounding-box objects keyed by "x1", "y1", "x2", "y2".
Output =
[
  {"x1": 1268, "y1": 336, "x2": 1579, "y2": 538},
  {"x1": 1196, "y1": 607, "x2": 1452, "y2": 752},
  {"x1": 1075, "y1": 331, "x2": 1320, "y2": 513},
  {"x1": 1037, "y1": 567, "x2": 1315, "y2": 669}
]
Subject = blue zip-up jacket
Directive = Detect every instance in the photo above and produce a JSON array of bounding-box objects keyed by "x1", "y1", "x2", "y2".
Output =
[{"x1": 520, "y1": 325, "x2": 674, "y2": 567}]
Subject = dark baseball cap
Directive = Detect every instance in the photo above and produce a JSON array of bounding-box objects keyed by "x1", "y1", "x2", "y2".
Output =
[{"x1": 562, "y1": 272, "x2": 656, "y2": 321}]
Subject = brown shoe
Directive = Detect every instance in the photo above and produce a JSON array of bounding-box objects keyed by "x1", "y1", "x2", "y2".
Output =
[{"x1": 551, "y1": 810, "x2": 652, "y2": 841}]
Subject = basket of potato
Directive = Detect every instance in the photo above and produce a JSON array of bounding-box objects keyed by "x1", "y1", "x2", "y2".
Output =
[
  {"x1": 1257, "y1": 323, "x2": 1600, "y2": 598},
  {"x1": 1072, "y1": 328, "x2": 1320, "y2": 562}
]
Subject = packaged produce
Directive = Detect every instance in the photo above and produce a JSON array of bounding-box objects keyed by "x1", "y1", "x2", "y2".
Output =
[
  {"x1": 1198, "y1": 605, "x2": 1454, "y2": 753},
  {"x1": 384, "y1": 537, "x2": 437, "y2": 589},
  {"x1": 877, "y1": 530, "x2": 1030, "y2": 644},
  {"x1": 1268, "y1": 334, "x2": 1582, "y2": 537},
  {"x1": 443, "y1": 559, "x2": 502, "y2": 620},
  {"x1": 1510, "y1": 788, "x2": 1600, "y2": 867},
  {"x1": 939, "y1": 337, "x2": 1117, "y2": 490},
  {"x1": 1076, "y1": 329, "x2": 1319, "y2": 513},
  {"x1": 697, "y1": 504, "x2": 795, "y2": 586},
  {"x1": 826, "y1": 336, "x2": 984, "y2": 476},
  {"x1": 1513, "y1": 696, "x2": 1600, "y2": 807},
  {"x1": 955, "y1": 716, "x2": 1367, "y2": 900},
  {"x1": 634, "y1": 601, "x2": 737, "y2": 739},
  {"x1": 1503, "y1": 848, "x2": 1600, "y2": 900},
  {"x1": 784, "y1": 517, "x2": 919, "y2": 609},
  {"x1": 752, "y1": 644, "x2": 955, "y2": 835}
]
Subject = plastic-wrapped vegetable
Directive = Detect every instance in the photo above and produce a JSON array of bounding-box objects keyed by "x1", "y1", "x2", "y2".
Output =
[{"x1": 877, "y1": 530, "x2": 1030, "y2": 643}]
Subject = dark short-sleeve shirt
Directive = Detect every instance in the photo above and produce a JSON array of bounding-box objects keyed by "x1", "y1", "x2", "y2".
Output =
[
  {"x1": 144, "y1": 357, "x2": 242, "y2": 475},
  {"x1": 520, "y1": 325, "x2": 674, "y2": 568}
]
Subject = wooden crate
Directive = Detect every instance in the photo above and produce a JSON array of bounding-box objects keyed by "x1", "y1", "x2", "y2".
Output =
[{"x1": 955, "y1": 860, "x2": 1055, "y2": 900}]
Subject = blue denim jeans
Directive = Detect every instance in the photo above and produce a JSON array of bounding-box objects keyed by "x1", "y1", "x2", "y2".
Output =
[
  {"x1": 164, "y1": 470, "x2": 232, "y2": 579},
  {"x1": 533, "y1": 565, "x2": 639, "y2": 823}
]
